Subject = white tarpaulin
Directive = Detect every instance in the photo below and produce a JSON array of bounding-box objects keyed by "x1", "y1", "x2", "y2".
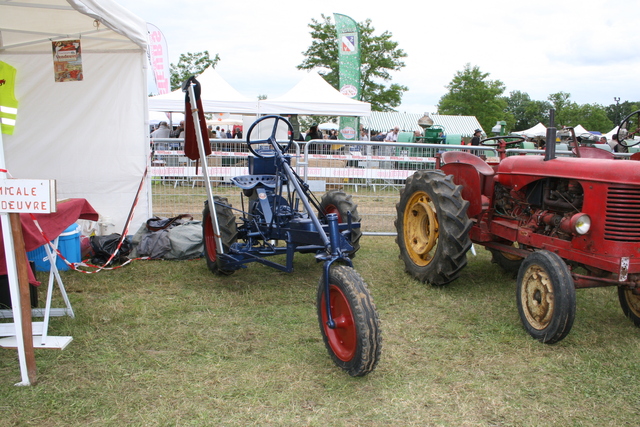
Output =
[
  {"x1": 148, "y1": 66, "x2": 258, "y2": 114},
  {"x1": 259, "y1": 71, "x2": 371, "y2": 117},
  {"x1": 0, "y1": 0, "x2": 151, "y2": 233}
]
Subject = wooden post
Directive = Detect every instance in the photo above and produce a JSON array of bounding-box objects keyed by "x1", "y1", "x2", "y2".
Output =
[{"x1": 9, "y1": 213, "x2": 36, "y2": 384}]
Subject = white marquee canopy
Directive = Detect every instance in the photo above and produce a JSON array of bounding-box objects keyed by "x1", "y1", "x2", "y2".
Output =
[
  {"x1": 259, "y1": 71, "x2": 371, "y2": 117},
  {"x1": 148, "y1": 66, "x2": 258, "y2": 114},
  {"x1": 150, "y1": 69, "x2": 371, "y2": 118},
  {"x1": 0, "y1": 0, "x2": 151, "y2": 233}
]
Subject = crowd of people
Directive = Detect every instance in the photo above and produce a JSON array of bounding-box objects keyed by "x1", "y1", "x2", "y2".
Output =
[{"x1": 150, "y1": 121, "x2": 243, "y2": 140}]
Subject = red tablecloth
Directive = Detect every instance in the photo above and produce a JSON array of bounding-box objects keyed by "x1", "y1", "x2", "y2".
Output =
[{"x1": 0, "y1": 198, "x2": 99, "y2": 282}]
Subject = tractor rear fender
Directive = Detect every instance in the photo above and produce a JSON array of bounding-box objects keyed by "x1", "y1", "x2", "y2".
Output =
[{"x1": 441, "y1": 162, "x2": 485, "y2": 217}]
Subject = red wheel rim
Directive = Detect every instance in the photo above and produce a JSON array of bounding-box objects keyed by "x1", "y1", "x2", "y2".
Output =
[
  {"x1": 323, "y1": 204, "x2": 342, "y2": 221},
  {"x1": 204, "y1": 216, "x2": 217, "y2": 261},
  {"x1": 320, "y1": 284, "x2": 357, "y2": 361}
]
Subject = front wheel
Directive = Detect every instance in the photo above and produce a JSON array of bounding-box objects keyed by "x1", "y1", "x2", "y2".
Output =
[
  {"x1": 618, "y1": 286, "x2": 640, "y2": 327},
  {"x1": 516, "y1": 251, "x2": 576, "y2": 344},
  {"x1": 203, "y1": 197, "x2": 237, "y2": 275},
  {"x1": 317, "y1": 265, "x2": 381, "y2": 376}
]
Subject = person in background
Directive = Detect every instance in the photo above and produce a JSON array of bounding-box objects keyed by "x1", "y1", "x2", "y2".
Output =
[
  {"x1": 469, "y1": 129, "x2": 482, "y2": 147},
  {"x1": 599, "y1": 136, "x2": 608, "y2": 145},
  {"x1": 151, "y1": 121, "x2": 171, "y2": 138},
  {"x1": 170, "y1": 121, "x2": 185, "y2": 138},
  {"x1": 384, "y1": 127, "x2": 399, "y2": 142},
  {"x1": 226, "y1": 129, "x2": 232, "y2": 139},
  {"x1": 234, "y1": 127, "x2": 243, "y2": 139},
  {"x1": 612, "y1": 134, "x2": 628, "y2": 153},
  {"x1": 360, "y1": 127, "x2": 369, "y2": 142},
  {"x1": 382, "y1": 127, "x2": 399, "y2": 156},
  {"x1": 305, "y1": 123, "x2": 324, "y2": 153}
]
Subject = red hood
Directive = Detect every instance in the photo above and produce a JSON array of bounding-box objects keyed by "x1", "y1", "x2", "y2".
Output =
[{"x1": 496, "y1": 156, "x2": 640, "y2": 187}]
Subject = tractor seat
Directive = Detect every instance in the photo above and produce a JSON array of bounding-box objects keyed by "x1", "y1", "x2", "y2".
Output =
[
  {"x1": 231, "y1": 174, "x2": 278, "y2": 190},
  {"x1": 441, "y1": 151, "x2": 494, "y2": 176}
]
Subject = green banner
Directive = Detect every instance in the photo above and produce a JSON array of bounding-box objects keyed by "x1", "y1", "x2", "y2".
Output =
[{"x1": 334, "y1": 13, "x2": 361, "y2": 141}]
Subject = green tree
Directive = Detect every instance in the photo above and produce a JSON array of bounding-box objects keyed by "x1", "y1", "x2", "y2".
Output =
[
  {"x1": 504, "y1": 90, "x2": 552, "y2": 131},
  {"x1": 298, "y1": 14, "x2": 408, "y2": 112},
  {"x1": 577, "y1": 104, "x2": 613, "y2": 133},
  {"x1": 605, "y1": 100, "x2": 640, "y2": 126},
  {"x1": 169, "y1": 51, "x2": 220, "y2": 91},
  {"x1": 437, "y1": 64, "x2": 507, "y2": 132},
  {"x1": 546, "y1": 92, "x2": 613, "y2": 133}
]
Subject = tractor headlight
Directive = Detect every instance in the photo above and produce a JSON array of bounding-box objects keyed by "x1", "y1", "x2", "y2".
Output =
[{"x1": 571, "y1": 213, "x2": 591, "y2": 235}]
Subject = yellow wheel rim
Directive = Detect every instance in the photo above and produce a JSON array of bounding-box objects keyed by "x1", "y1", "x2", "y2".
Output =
[
  {"x1": 520, "y1": 265, "x2": 555, "y2": 330},
  {"x1": 403, "y1": 191, "x2": 439, "y2": 267}
]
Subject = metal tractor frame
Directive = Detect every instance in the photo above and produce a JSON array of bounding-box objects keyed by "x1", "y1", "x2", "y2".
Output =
[{"x1": 186, "y1": 101, "x2": 381, "y2": 376}]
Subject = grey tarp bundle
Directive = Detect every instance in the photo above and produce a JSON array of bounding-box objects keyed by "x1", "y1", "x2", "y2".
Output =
[{"x1": 129, "y1": 220, "x2": 204, "y2": 260}]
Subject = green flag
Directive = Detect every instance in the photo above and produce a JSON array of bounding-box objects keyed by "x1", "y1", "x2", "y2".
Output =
[{"x1": 334, "y1": 13, "x2": 361, "y2": 142}]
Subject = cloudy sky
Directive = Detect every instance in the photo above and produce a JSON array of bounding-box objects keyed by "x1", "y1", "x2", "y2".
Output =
[{"x1": 125, "y1": 0, "x2": 639, "y2": 114}]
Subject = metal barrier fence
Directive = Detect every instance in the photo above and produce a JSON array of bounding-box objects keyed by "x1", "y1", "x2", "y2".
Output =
[{"x1": 153, "y1": 137, "x2": 595, "y2": 234}]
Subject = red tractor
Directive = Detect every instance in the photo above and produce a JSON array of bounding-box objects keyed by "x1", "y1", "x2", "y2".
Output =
[{"x1": 395, "y1": 110, "x2": 640, "y2": 343}]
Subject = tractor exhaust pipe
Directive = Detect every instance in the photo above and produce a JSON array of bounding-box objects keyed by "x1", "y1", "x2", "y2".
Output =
[{"x1": 545, "y1": 109, "x2": 557, "y2": 161}]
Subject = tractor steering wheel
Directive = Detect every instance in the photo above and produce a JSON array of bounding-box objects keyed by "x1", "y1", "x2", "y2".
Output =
[
  {"x1": 246, "y1": 115, "x2": 295, "y2": 158},
  {"x1": 616, "y1": 110, "x2": 640, "y2": 148},
  {"x1": 480, "y1": 135, "x2": 525, "y2": 147}
]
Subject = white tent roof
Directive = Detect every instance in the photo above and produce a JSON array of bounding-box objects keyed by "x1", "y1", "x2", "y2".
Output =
[
  {"x1": 149, "y1": 111, "x2": 185, "y2": 125},
  {"x1": 514, "y1": 122, "x2": 547, "y2": 138},
  {"x1": 148, "y1": 66, "x2": 258, "y2": 114},
  {"x1": 604, "y1": 126, "x2": 619, "y2": 140},
  {"x1": 259, "y1": 71, "x2": 371, "y2": 117},
  {"x1": 0, "y1": 0, "x2": 151, "y2": 233},
  {"x1": 573, "y1": 124, "x2": 590, "y2": 135},
  {"x1": 0, "y1": 0, "x2": 147, "y2": 52}
]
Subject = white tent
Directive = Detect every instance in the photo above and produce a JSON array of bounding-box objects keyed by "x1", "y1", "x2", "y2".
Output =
[
  {"x1": 148, "y1": 66, "x2": 258, "y2": 114},
  {"x1": 0, "y1": 0, "x2": 151, "y2": 233},
  {"x1": 604, "y1": 126, "x2": 619, "y2": 141},
  {"x1": 573, "y1": 124, "x2": 592, "y2": 135},
  {"x1": 514, "y1": 122, "x2": 547, "y2": 138},
  {"x1": 259, "y1": 71, "x2": 371, "y2": 116}
]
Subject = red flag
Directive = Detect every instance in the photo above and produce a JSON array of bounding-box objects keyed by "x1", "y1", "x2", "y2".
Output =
[{"x1": 183, "y1": 76, "x2": 211, "y2": 161}]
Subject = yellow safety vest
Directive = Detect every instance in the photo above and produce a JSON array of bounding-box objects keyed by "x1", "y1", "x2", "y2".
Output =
[{"x1": 0, "y1": 61, "x2": 18, "y2": 135}]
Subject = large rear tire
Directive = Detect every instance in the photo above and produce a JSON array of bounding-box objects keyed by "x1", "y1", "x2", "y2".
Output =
[
  {"x1": 203, "y1": 197, "x2": 237, "y2": 275},
  {"x1": 395, "y1": 170, "x2": 473, "y2": 285},
  {"x1": 319, "y1": 190, "x2": 361, "y2": 256},
  {"x1": 516, "y1": 250, "x2": 576, "y2": 344},
  {"x1": 317, "y1": 265, "x2": 381, "y2": 377},
  {"x1": 618, "y1": 286, "x2": 640, "y2": 327}
]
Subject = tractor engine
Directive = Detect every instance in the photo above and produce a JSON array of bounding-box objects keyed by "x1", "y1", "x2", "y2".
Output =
[{"x1": 494, "y1": 178, "x2": 584, "y2": 241}]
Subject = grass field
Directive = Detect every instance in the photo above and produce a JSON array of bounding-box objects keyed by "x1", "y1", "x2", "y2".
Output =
[{"x1": 1, "y1": 238, "x2": 640, "y2": 426}]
